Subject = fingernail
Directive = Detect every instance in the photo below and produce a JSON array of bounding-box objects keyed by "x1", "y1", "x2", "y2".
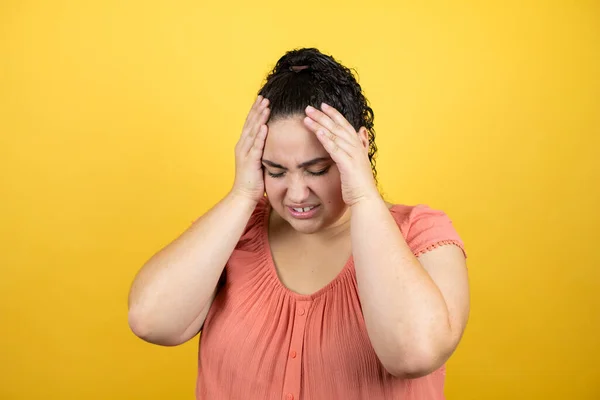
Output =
[
  {"x1": 321, "y1": 102, "x2": 329, "y2": 109},
  {"x1": 306, "y1": 105, "x2": 315, "y2": 113},
  {"x1": 261, "y1": 98, "x2": 268, "y2": 105}
]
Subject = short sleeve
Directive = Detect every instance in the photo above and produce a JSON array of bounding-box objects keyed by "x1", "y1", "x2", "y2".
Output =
[{"x1": 405, "y1": 204, "x2": 467, "y2": 258}]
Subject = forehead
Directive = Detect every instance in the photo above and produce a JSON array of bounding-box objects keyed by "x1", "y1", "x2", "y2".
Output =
[{"x1": 263, "y1": 116, "x2": 328, "y2": 162}]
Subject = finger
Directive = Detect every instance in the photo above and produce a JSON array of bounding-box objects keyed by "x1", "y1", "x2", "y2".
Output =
[
  {"x1": 239, "y1": 106, "x2": 269, "y2": 152},
  {"x1": 248, "y1": 99, "x2": 269, "y2": 138},
  {"x1": 244, "y1": 96, "x2": 267, "y2": 129},
  {"x1": 242, "y1": 96, "x2": 263, "y2": 132},
  {"x1": 249, "y1": 124, "x2": 268, "y2": 159},
  {"x1": 315, "y1": 128, "x2": 353, "y2": 163},
  {"x1": 237, "y1": 104, "x2": 264, "y2": 154},
  {"x1": 240, "y1": 123, "x2": 262, "y2": 156},
  {"x1": 303, "y1": 116, "x2": 356, "y2": 150},
  {"x1": 245, "y1": 97, "x2": 269, "y2": 136},
  {"x1": 258, "y1": 105, "x2": 270, "y2": 127},
  {"x1": 241, "y1": 110, "x2": 269, "y2": 155},
  {"x1": 305, "y1": 105, "x2": 357, "y2": 144},
  {"x1": 242, "y1": 97, "x2": 269, "y2": 136},
  {"x1": 321, "y1": 102, "x2": 356, "y2": 134}
]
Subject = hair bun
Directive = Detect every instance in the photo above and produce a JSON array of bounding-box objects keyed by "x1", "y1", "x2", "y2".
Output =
[
  {"x1": 275, "y1": 48, "x2": 335, "y2": 75},
  {"x1": 289, "y1": 65, "x2": 310, "y2": 72}
]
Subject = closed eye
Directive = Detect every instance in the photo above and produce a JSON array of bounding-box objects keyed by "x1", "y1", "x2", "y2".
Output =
[
  {"x1": 308, "y1": 167, "x2": 330, "y2": 176},
  {"x1": 267, "y1": 171, "x2": 285, "y2": 178},
  {"x1": 264, "y1": 166, "x2": 331, "y2": 179}
]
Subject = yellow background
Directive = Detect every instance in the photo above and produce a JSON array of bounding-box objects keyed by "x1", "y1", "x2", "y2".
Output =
[{"x1": 1, "y1": 1, "x2": 599, "y2": 399}]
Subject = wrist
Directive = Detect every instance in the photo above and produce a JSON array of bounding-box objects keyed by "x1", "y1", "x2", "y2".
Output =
[
  {"x1": 226, "y1": 189, "x2": 261, "y2": 211},
  {"x1": 349, "y1": 188, "x2": 382, "y2": 209}
]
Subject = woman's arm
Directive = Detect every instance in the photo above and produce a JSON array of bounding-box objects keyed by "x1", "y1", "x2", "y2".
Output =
[
  {"x1": 128, "y1": 95, "x2": 271, "y2": 346},
  {"x1": 301, "y1": 102, "x2": 469, "y2": 377},
  {"x1": 351, "y1": 196, "x2": 470, "y2": 378},
  {"x1": 127, "y1": 192, "x2": 258, "y2": 346}
]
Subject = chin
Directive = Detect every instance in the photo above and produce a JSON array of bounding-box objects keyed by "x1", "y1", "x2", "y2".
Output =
[
  {"x1": 287, "y1": 220, "x2": 323, "y2": 234},
  {"x1": 275, "y1": 202, "x2": 348, "y2": 234},
  {"x1": 275, "y1": 207, "x2": 326, "y2": 234}
]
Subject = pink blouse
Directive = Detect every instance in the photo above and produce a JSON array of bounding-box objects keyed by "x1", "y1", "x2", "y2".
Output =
[{"x1": 196, "y1": 197, "x2": 466, "y2": 399}]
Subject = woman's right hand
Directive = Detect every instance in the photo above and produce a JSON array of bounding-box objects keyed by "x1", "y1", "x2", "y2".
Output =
[{"x1": 231, "y1": 95, "x2": 270, "y2": 203}]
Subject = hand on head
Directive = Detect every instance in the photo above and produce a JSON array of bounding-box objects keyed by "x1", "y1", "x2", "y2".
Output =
[
  {"x1": 303, "y1": 103, "x2": 378, "y2": 206},
  {"x1": 231, "y1": 95, "x2": 270, "y2": 203}
]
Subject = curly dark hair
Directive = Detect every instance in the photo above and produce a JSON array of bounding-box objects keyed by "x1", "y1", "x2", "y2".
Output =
[{"x1": 258, "y1": 48, "x2": 378, "y2": 184}]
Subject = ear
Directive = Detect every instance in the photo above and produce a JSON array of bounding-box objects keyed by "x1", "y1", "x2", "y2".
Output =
[{"x1": 357, "y1": 127, "x2": 369, "y2": 149}]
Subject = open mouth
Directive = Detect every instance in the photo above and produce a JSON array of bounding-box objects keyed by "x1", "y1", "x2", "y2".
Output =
[
  {"x1": 287, "y1": 205, "x2": 320, "y2": 219},
  {"x1": 292, "y1": 206, "x2": 316, "y2": 212}
]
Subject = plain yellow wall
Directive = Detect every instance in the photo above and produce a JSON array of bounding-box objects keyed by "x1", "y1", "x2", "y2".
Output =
[{"x1": 1, "y1": 1, "x2": 599, "y2": 399}]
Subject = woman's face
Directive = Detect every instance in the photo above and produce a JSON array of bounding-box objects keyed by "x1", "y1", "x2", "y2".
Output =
[{"x1": 262, "y1": 115, "x2": 348, "y2": 234}]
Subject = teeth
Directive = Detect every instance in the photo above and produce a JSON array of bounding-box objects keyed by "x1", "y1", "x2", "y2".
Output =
[{"x1": 293, "y1": 206, "x2": 315, "y2": 212}]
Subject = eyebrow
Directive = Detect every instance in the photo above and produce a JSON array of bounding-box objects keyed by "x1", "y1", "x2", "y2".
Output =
[{"x1": 262, "y1": 157, "x2": 331, "y2": 170}]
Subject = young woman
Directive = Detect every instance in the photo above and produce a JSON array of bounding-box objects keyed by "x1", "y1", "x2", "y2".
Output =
[{"x1": 128, "y1": 47, "x2": 470, "y2": 400}]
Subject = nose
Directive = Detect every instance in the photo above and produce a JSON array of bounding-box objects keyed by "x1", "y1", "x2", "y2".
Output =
[{"x1": 286, "y1": 175, "x2": 311, "y2": 204}]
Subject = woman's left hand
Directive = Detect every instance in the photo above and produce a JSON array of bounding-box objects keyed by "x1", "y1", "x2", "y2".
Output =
[{"x1": 303, "y1": 103, "x2": 379, "y2": 206}]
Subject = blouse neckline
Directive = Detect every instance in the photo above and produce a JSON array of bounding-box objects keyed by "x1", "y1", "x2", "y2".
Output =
[
  {"x1": 260, "y1": 201, "x2": 355, "y2": 301},
  {"x1": 259, "y1": 199, "x2": 403, "y2": 301}
]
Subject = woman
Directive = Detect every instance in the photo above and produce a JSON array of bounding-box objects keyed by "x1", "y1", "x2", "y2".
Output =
[{"x1": 128, "y1": 48, "x2": 470, "y2": 400}]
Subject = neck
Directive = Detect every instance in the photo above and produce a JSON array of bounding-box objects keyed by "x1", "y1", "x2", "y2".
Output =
[{"x1": 312, "y1": 206, "x2": 352, "y2": 241}]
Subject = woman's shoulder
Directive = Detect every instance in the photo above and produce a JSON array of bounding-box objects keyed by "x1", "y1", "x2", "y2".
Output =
[
  {"x1": 385, "y1": 201, "x2": 451, "y2": 223},
  {"x1": 385, "y1": 201, "x2": 429, "y2": 223},
  {"x1": 386, "y1": 200, "x2": 466, "y2": 257}
]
